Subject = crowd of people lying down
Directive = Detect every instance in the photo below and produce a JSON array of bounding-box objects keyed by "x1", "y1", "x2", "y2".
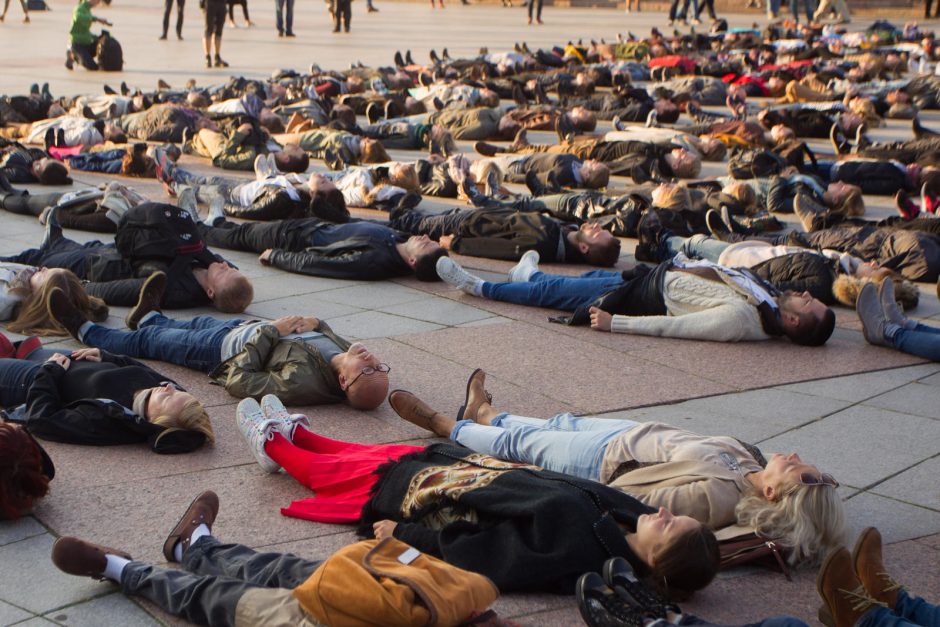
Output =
[{"x1": 1, "y1": 17, "x2": 939, "y2": 627}]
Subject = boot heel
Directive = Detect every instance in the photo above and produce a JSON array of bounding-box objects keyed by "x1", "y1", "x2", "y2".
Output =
[{"x1": 818, "y1": 605, "x2": 835, "y2": 627}]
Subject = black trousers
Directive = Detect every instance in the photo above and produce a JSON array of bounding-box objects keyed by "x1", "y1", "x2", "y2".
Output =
[
  {"x1": 200, "y1": 218, "x2": 319, "y2": 252},
  {"x1": 528, "y1": 0, "x2": 542, "y2": 19},
  {"x1": 70, "y1": 42, "x2": 98, "y2": 70},
  {"x1": 122, "y1": 537, "x2": 320, "y2": 627},
  {"x1": 332, "y1": 0, "x2": 351, "y2": 31},
  {"x1": 227, "y1": 0, "x2": 249, "y2": 21},
  {"x1": 163, "y1": 0, "x2": 185, "y2": 37},
  {"x1": 389, "y1": 207, "x2": 470, "y2": 240}
]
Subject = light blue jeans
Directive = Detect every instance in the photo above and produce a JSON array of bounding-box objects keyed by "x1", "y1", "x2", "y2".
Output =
[
  {"x1": 451, "y1": 413, "x2": 640, "y2": 481},
  {"x1": 664, "y1": 234, "x2": 729, "y2": 264}
]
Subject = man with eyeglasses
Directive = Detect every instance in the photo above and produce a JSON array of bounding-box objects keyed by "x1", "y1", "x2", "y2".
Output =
[{"x1": 46, "y1": 279, "x2": 390, "y2": 409}]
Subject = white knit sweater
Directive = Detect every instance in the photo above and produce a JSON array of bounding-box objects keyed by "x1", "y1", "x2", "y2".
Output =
[{"x1": 609, "y1": 271, "x2": 771, "y2": 342}]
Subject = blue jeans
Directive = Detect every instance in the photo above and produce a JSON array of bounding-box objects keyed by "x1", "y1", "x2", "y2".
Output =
[
  {"x1": 767, "y1": 0, "x2": 781, "y2": 13},
  {"x1": 79, "y1": 313, "x2": 243, "y2": 372},
  {"x1": 451, "y1": 413, "x2": 640, "y2": 481},
  {"x1": 891, "y1": 323, "x2": 940, "y2": 362},
  {"x1": 274, "y1": 0, "x2": 293, "y2": 33},
  {"x1": 0, "y1": 358, "x2": 42, "y2": 408},
  {"x1": 789, "y1": 0, "x2": 815, "y2": 21},
  {"x1": 481, "y1": 270, "x2": 624, "y2": 311},
  {"x1": 664, "y1": 234, "x2": 728, "y2": 264}
]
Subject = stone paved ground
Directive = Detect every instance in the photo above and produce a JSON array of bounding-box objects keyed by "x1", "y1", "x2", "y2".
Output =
[{"x1": 1, "y1": 3, "x2": 940, "y2": 626}]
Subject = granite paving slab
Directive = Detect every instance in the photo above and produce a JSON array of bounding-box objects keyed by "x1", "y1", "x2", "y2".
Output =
[
  {"x1": 869, "y1": 455, "x2": 940, "y2": 512},
  {"x1": 0, "y1": 517, "x2": 48, "y2": 548},
  {"x1": 43, "y1": 593, "x2": 159, "y2": 627}
]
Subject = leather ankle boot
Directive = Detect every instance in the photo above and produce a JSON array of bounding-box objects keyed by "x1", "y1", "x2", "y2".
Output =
[
  {"x1": 817, "y1": 547, "x2": 887, "y2": 627},
  {"x1": 853, "y1": 528, "x2": 902, "y2": 611}
]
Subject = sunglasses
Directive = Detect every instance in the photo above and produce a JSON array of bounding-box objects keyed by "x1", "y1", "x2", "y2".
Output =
[{"x1": 798, "y1": 472, "x2": 839, "y2": 488}]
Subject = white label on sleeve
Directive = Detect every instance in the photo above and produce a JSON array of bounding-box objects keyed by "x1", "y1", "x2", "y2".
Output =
[{"x1": 397, "y1": 547, "x2": 421, "y2": 565}]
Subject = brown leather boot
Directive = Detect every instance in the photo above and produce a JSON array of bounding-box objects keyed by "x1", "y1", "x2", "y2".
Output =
[
  {"x1": 852, "y1": 527, "x2": 902, "y2": 610},
  {"x1": 51, "y1": 537, "x2": 132, "y2": 580},
  {"x1": 389, "y1": 390, "x2": 454, "y2": 437},
  {"x1": 46, "y1": 287, "x2": 89, "y2": 339},
  {"x1": 817, "y1": 547, "x2": 887, "y2": 627},
  {"x1": 457, "y1": 369, "x2": 492, "y2": 422}
]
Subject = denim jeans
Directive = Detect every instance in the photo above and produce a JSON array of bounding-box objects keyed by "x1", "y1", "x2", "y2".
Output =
[
  {"x1": 0, "y1": 237, "x2": 110, "y2": 280},
  {"x1": 766, "y1": 0, "x2": 781, "y2": 14},
  {"x1": 891, "y1": 323, "x2": 940, "y2": 362},
  {"x1": 80, "y1": 313, "x2": 243, "y2": 372},
  {"x1": 451, "y1": 413, "x2": 640, "y2": 481},
  {"x1": 664, "y1": 234, "x2": 728, "y2": 264},
  {"x1": 122, "y1": 536, "x2": 320, "y2": 626},
  {"x1": 482, "y1": 270, "x2": 624, "y2": 311},
  {"x1": 274, "y1": 0, "x2": 294, "y2": 34},
  {"x1": 789, "y1": 0, "x2": 814, "y2": 21}
]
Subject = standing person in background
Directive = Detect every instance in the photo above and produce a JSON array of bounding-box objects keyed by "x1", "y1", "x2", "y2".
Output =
[
  {"x1": 65, "y1": 0, "x2": 112, "y2": 70},
  {"x1": 202, "y1": 0, "x2": 228, "y2": 67},
  {"x1": 927, "y1": 0, "x2": 940, "y2": 19},
  {"x1": 227, "y1": 0, "x2": 253, "y2": 27},
  {"x1": 0, "y1": 0, "x2": 29, "y2": 23},
  {"x1": 789, "y1": 0, "x2": 814, "y2": 22},
  {"x1": 528, "y1": 0, "x2": 543, "y2": 24},
  {"x1": 625, "y1": 0, "x2": 640, "y2": 12},
  {"x1": 332, "y1": 0, "x2": 350, "y2": 32},
  {"x1": 695, "y1": 0, "x2": 717, "y2": 23},
  {"x1": 366, "y1": 0, "x2": 377, "y2": 12},
  {"x1": 766, "y1": 0, "x2": 781, "y2": 19},
  {"x1": 812, "y1": 0, "x2": 849, "y2": 22},
  {"x1": 160, "y1": 0, "x2": 184, "y2": 39},
  {"x1": 274, "y1": 0, "x2": 293, "y2": 37}
]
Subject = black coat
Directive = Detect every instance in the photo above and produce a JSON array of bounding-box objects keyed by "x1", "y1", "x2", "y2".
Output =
[
  {"x1": 766, "y1": 175, "x2": 826, "y2": 214},
  {"x1": 752, "y1": 252, "x2": 838, "y2": 305},
  {"x1": 360, "y1": 443, "x2": 651, "y2": 594},
  {"x1": 23, "y1": 351, "x2": 206, "y2": 454},
  {"x1": 805, "y1": 225, "x2": 940, "y2": 282}
]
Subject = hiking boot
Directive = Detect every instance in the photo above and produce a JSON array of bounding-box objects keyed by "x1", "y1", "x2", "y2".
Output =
[
  {"x1": 853, "y1": 528, "x2": 903, "y2": 611},
  {"x1": 856, "y1": 282, "x2": 890, "y2": 347},
  {"x1": 817, "y1": 547, "x2": 887, "y2": 627},
  {"x1": 125, "y1": 271, "x2": 167, "y2": 330},
  {"x1": 389, "y1": 390, "x2": 452, "y2": 436}
]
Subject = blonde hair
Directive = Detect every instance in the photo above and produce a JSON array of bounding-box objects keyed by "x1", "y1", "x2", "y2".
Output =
[
  {"x1": 735, "y1": 485, "x2": 846, "y2": 566},
  {"x1": 723, "y1": 181, "x2": 757, "y2": 210},
  {"x1": 673, "y1": 153, "x2": 702, "y2": 179},
  {"x1": 8, "y1": 270, "x2": 108, "y2": 336},
  {"x1": 150, "y1": 398, "x2": 215, "y2": 444},
  {"x1": 389, "y1": 164, "x2": 420, "y2": 191},
  {"x1": 849, "y1": 98, "x2": 882, "y2": 128},
  {"x1": 652, "y1": 184, "x2": 691, "y2": 211}
]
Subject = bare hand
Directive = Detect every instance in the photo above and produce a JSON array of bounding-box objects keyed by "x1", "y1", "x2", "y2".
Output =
[
  {"x1": 373, "y1": 519, "x2": 397, "y2": 540},
  {"x1": 272, "y1": 315, "x2": 304, "y2": 336},
  {"x1": 439, "y1": 234, "x2": 455, "y2": 250},
  {"x1": 259, "y1": 249, "x2": 273, "y2": 265},
  {"x1": 299, "y1": 316, "x2": 320, "y2": 332},
  {"x1": 46, "y1": 353, "x2": 71, "y2": 370},
  {"x1": 589, "y1": 306, "x2": 612, "y2": 332},
  {"x1": 70, "y1": 348, "x2": 101, "y2": 362}
]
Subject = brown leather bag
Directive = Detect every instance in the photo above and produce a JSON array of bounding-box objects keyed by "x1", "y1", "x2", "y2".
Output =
[
  {"x1": 293, "y1": 538, "x2": 500, "y2": 627},
  {"x1": 717, "y1": 526, "x2": 792, "y2": 581}
]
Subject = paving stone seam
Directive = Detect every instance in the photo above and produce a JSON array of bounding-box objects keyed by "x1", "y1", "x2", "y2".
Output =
[
  {"x1": 846, "y1": 486, "x2": 940, "y2": 514},
  {"x1": 855, "y1": 451, "x2": 940, "y2": 506}
]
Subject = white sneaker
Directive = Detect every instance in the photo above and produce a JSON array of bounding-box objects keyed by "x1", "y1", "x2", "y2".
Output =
[
  {"x1": 207, "y1": 195, "x2": 226, "y2": 227},
  {"x1": 176, "y1": 185, "x2": 200, "y2": 223},
  {"x1": 236, "y1": 398, "x2": 281, "y2": 473},
  {"x1": 254, "y1": 153, "x2": 276, "y2": 181},
  {"x1": 260, "y1": 394, "x2": 310, "y2": 440},
  {"x1": 508, "y1": 250, "x2": 540, "y2": 283},
  {"x1": 435, "y1": 257, "x2": 484, "y2": 295}
]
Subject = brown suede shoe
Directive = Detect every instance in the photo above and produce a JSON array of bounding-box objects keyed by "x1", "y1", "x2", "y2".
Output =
[
  {"x1": 456, "y1": 369, "x2": 492, "y2": 422},
  {"x1": 125, "y1": 271, "x2": 167, "y2": 330},
  {"x1": 817, "y1": 547, "x2": 887, "y2": 627},
  {"x1": 162, "y1": 490, "x2": 219, "y2": 563},
  {"x1": 389, "y1": 390, "x2": 452, "y2": 437},
  {"x1": 51, "y1": 536, "x2": 132, "y2": 580},
  {"x1": 852, "y1": 527, "x2": 901, "y2": 610},
  {"x1": 46, "y1": 287, "x2": 89, "y2": 339}
]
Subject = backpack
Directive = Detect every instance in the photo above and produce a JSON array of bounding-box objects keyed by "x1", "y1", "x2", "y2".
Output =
[
  {"x1": 775, "y1": 139, "x2": 817, "y2": 173},
  {"x1": 114, "y1": 202, "x2": 206, "y2": 264},
  {"x1": 728, "y1": 147, "x2": 785, "y2": 180},
  {"x1": 96, "y1": 31, "x2": 124, "y2": 72}
]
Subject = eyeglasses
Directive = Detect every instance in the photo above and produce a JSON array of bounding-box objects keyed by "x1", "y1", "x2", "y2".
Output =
[
  {"x1": 798, "y1": 472, "x2": 839, "y2": 489},
  {"x1": 347, "y1": 363, "x2": 390, "y2": 388}
]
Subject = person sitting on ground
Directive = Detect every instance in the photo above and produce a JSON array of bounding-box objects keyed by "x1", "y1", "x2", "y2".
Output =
[
  {"x1": 857, "y1": 279, "x2": 940, "y2": 363},
  {"x1": 578, "y1": 528, "x2": 926, "y2": 627},
  {"x1": 198, "y1": 215, "x2": 448, "y2": 281},
  {"x1": 50, "y1": 490, "x2": 502, "y2": 627},
  {"x1": 45, "y1": 285, "x2": 390, "y2": 408},
  {"x1": 0, "y1": 344, "x2": 213, "y2": 453},
  {"x1": 435, "y1": 251, "x2": 836, "y2": 345},
  {"x1": 393, "y1": 369, "x2": 846, "y2": 566},
  {"x1": 232, "y1": 394, "x2": 720, "y2": 596},
  {"x1": 0, "y1": 421, "x2": 53, "y2": 520}
]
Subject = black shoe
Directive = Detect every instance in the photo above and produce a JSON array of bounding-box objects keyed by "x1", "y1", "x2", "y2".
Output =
[
  {"x1": 159, "y1": 32, "x2": 168, "y2": 40},
  {"x1": 603, "y1": 557, "x2": 680, "y2": 620},
  {"x1": 430, "y1": 49, "x2": 441, "y2": 64},
  {"x1": 459, "y1": 178, "x2": 489, "y2": 208},
  {"x1": 65, "y1": 51, "x2": 74, "y2": 70},
  {"x1": 214, "y1": 56, "x2": 229, "y2": 68},
  {"x1": 474, "y1": 141, "x2": 499, "y2": 157},
  {"x1": 612, "y1": 115, "x2": 625, "y2": 132},
  {"x1": 913, "y1": 115, "x2": 938, "y2": 139},
  {"x1": 533, "y1": 79, "x2": 549, "y2": 105},
  {"x1": 634, "y1": 211, "x2": 670, "y2": 263},
  {"x1": 442, "y1": 47, "x2": 451, "y2": 60},
  {"x1": 103, "y1": 84, "x2": 117, "y2": 95},
  {"x1": 481, "y1": 164, "x2": 501, "y2": 197},
  {"x1": 577, "y1": 572, "x2": 646, "y2": 627},
  {"x1": 43, "y1": 127, "x2": 56, "y2": 153},
  {"x1": 525, "y1": 170, "x2": 547, "y2": 196},
  {"x1": 46, "y1": 287, "x2": 88, "y2": 339},
  {"x1": 555, "y1": 113, "x2": 577, "y2": 142},
  {"x1": 55, "y1": 128, "x2": 66, "y2": 148},
  {"x1": 511, "y1": 83, "x2": 528, "y2": 106},
  {"x1": 285, "y1": 31, "x2": 296, "y2": 37},
  {"x1": 205, "y1": 55, "x2": 212, "y2": 68},
  {"x1": 365, "y1": 101, "x2": 382, "y2": 124},
  {"x1": 126, "y1": 271, "x2": 167, "y2": 330},
  {"x1": 431, "y1": 96, "x2": 444, "y2": 111},
  {"x1": 395, "y1": 190, "x2": 422, "y2": 212},
  {"x1": 120, "y1": 81, "x2": 129, "y2": 96},
  {"x1": 394, "y1": 50, "x2": 405, "y2": 67},
  {"x1": 405, "y1": 50, "x2": 415, "y2": 65},
  {"x1": 40, "y1": 207, "x2": 62, "y2": 249}
]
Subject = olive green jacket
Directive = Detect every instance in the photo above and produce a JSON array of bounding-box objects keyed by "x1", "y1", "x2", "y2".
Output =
[{"x1": 210, "y1": 321, "x2": 349, "y2": 406}]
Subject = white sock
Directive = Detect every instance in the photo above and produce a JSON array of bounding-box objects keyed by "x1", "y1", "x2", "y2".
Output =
[
  {"x1": 172, "y1": 524, "x2": 212, "y2": 561},
  {"x1": 103, "y1": 554, "x2": 130, "y2": 582}
]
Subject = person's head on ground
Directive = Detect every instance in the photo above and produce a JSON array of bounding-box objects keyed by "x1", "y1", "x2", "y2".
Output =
[
  {"x1": 665, "y1": 148, "x2": 701, "y2": 179},
  {"x1": 629, "y1": 507, "x2": 720, "y2": 599},
  {"x1": 576, "y1": 159, "x2": 609, "y2": 190},
  {"x1": 204, "y1": 262, "x2": 253, "y2": 313},
  {"x1": 571, "y1": 222, "x2": 620, "y2": 267},
  {"x1": 478, "y1": 89, "x2": 500, "y2": 108},
  {"x1": 697, "y1": 136, "x2": 726, "y2": 162},
  {"x1": 334, "y1": 343, "x2": 389, "y2": 410},
  {"x1": 737, "y1": 453, "x2": 846, "y2": 565},
  {"x1": 568, "y1": 106, "x2": 596, "y2": 132},
  {"x1": 120, "y1": 144, "x2": 156, "y2": 177},
  {"x1": 137, "y1": 382, "x2": 215, "y2": 444},
  {"x1": 651, "y1": 182, "x2": 691, "y2": 211},
  {"x1": 360, "y1": 138, "x2": 391, "y2": 164},
  {"x1": 9, "y1": 268, "x2": 107, "y2": 336},
  {"x1": 273, "y1": 144, "x2": 309, "y2": 173},
  {"x1": 770, "y1": 124, "x2": 795, "y2": 144},
  {"x1": 777, "y1": 290, "x2": 835, "y2": 346},
  {"x1": 497, "y1": 113, "x2": 522, "y2": 141},
  {"x1": 400, "y1": 235, "x2": 448, "y2": 281},
  {"x1": 31, "y1": 158, "x2": 71, "y2": 185},
  {"x1": 721, "y1": 181, "x2": 757, "y2": 210},
  {"x1": 389, "y1": 162, "x2": 419, "y2": 191},
  {"x1": 102, "y1": 122, "x2": 127, "y2": 144},
  {"x1": 0, "y1": 422, "x2": 51, "y2": 520},
  {"x1": 823, "y1": 182, "x2": 864, "y2": 216},
  {"x1": 654, "y1": 99, "x2": 680, "y2": 124},
  {"x1": 307, "y1": 174, "x2": 348, "y2": 223}
]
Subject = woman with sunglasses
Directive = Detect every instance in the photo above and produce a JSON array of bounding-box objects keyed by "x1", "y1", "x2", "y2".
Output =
[
  {"x1": 0, "y1": 344, "x2": 212, "y2": 454},
  {"x1": 390, "y1": 369, "x2": 847, "y2": 567},
  {"x1": 47, "y1": 288, "x2": 390, "y2": 410}
]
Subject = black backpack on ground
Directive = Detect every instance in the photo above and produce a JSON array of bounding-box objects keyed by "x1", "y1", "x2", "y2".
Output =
[
  {"x1": 728, "y1": 147, "x2": 786, "y2": 180},
  {"x1": 115, "y1": 202, "x2": 207, "y2": 264},
  {"x1": 96, "y1": 30, "x2": 123, "y2": 72}
]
